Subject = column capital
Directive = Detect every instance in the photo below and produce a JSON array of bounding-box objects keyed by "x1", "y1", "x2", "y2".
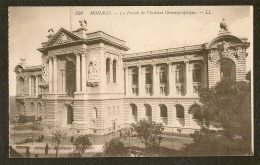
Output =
[
  {"x1": 53, "y1": 56, "x2": 57, "y2": 61},
  {"x1": 123, "y1": 66, "x2": 128, "y2": 69},
  {"x1": 81, "y1": 53, "x2": 87, "y2": 57}
]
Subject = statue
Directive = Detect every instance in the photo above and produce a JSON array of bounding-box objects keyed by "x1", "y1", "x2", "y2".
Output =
[
  {"x1": 79, "y1": 20, "x2": 87, "y2": 28},
  {"x1": 220, "y1": 18, "x2": 228, "y2": 31},
  {"x1": 88, "y1": 57, "x2": 98, "y2": 79},
  {"x1": 48, "y1": 28, "x2": 54, "y2": 36}
]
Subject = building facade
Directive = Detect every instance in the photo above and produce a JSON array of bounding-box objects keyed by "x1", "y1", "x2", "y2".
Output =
[{"x1": 14, "y1": 22, "x2": 250, "y2": 135}]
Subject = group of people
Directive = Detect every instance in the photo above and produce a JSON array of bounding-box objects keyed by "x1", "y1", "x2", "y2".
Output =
[{"x1": 25, "y1": 143, "x2": 49, "y2": 158}]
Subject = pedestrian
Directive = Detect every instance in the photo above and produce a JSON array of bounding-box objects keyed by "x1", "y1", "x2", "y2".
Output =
[
  {"x1": 45, "y1": 143, "x2": 49, "y2": 155},
  {"x1": 26, "y1": 147, "x2": 30, "y2": 158},
  {"x1": 41, "y1": 134, "x2": 44, "y2": 141}
]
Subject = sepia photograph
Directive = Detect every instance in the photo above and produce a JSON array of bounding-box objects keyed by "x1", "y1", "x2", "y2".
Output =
[{"x1": 9, "y1": 6, "x2": 253, "y2": 158}]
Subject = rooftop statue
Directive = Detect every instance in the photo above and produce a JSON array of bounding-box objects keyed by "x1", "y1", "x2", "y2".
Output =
[
  {"x1": 79, "y1": 20, "x2": 87, "y2": 28},
  {"x1": 220, "y1": 18, "x2": 228, "y2": 31},
  {"x1": 48, "y1": 28, "x2": 54, "y2": 36}
]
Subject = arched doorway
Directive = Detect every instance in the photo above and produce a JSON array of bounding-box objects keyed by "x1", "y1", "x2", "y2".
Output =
[
  {"x1": 30, "y1": 102, "x2": 35, "y2": 116},
  {"x1": 144, "y1": 104, "x2": 152, "y2": 122},
  {"x1": 159, "y1": 104, "x2": 168, "y2": 125},
  {"x1": 130, "y1": 104, "x2": 137, "y2": 123},
  {"x1": 66, "y1": 61, "x2": 76, "y2": 96},
  {"x1": 220, "y1": 59, "x2": 236, "y2": 82}
]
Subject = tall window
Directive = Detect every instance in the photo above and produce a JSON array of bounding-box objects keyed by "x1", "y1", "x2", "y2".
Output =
[
  {"x1": 31, "y1": 76, "x2": 36, "y2": 96},
  {"x1": 113, "y1": 60, "x2": 117, "y2": 83},
  {"x1": 145, "y1": 67, "x2": 152, "y2": 84},
  {"x1": 176, "y1": 65, "x2": 184, "y2": 83},
  {"x1": 131, "y1": 67, "x2": 138, "y2": 94},
  {"x1": 145, "y1": 67, "x2": 152, "y2": 94},
  {"x1": 37, "y1": 102, "x2": 42, "y2": 118},
  {"x1": 175, "y1": 65, "x2": 185, "y2": 94},
  {"x1": 160, "y1": 104, "x2": 167, "y2": 117},
  {"x1": 106, "y1": 58, "x2": 111, "y2": 83},
  {"x1": 66, "y1": 61, "x2": 76, "y2": 96},
  {"x1": 220, "y1": 59, "x2": 235, "y2": 82},
  {"x1": 131, "y1": 104, "x2": 137, "y2": 116},
  {"x1": 176, "y1": 104, "x2": 184, "y2": 118},
  {"x1": 159, "y1": 66, "x2": 167, "y2": 84},
  {"x1": 132, "y1": 67, "x2": 138, "y2": 85},
  {"x1": 193, "y1": 64, "x2": 202, "y2": 82}
]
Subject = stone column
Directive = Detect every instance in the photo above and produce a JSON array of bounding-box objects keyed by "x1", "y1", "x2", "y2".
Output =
[
  {"x1": 110, "y1": 60, "x2": 113, "y2": 83},
  {"x1": 53, "y1": 56, "x2": 58, "y2": 93},
  {"x1": 203, "y1": 59, "x2": 208, "y2": 88},
  {"x1": 35, "y1": 76, "x2": 39, "y2": 96},
  {"x1": 172, "y1": 65, "x2": 176, "y2": 96},
  {"x1": 138, "y1": 65, "x2": 142, "y2": 96},
  {"x1": 48, "y1": 57, "x2": 53, "y2": 93},
  {"x1": 28, "y1": 76, "x2": 31, "y2": 96},
  {"x1": 185, "y1": 61, "x2": 190, "y2": 96},
  {"x1": 81, "y1": 53, "x2": 87, "y2": 92},
  {"x1": 152, "y1": 64, "x2": 157, "y2": 96},
  {"x1": 124, "y1": 67, "x2": 129, "y2": 95},
  {"x1": 167, "y1": 63, "x2": 172, "y2": 96},
  {"x1": 76, "y1": 53, "x2": 81, "y2": 92},
  {"x1": 62, "y1": 72, "x2": 66, "y2": 93}
]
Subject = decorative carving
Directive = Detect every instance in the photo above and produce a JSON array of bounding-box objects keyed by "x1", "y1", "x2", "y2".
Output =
[
  {"x1": 79, "y1": 20, "x2": 87, "y2": 28},
  {"x1": 42, "y1": 56, "x2": 49, "y2": 82},
  {"x1": 86, "y1": 57, "x2": 100, "y2": 88},
  {"x1": 88, "y1": 57, "x2": 98, "y2": 79}
]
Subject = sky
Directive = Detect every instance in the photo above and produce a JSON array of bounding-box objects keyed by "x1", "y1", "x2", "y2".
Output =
[{"x1": 9, "y1": 6, "x2": 253, "y2": 96}]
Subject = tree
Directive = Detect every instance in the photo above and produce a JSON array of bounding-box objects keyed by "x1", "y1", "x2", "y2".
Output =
[
  {"x1": 130, "y1": 119, "x2": 164, "y2": 147},
  {"x1": 190, "y1": 80, "x2": 251, "y2": 139},
  {"x1": 53, "y1": 130, "x2": 67, "y2": 157},
  {"x1": 186, "y1": 80, "x2": 251, "y2": 155},
  {"x1": 103, "y1": 139, "x2": 129, "y2": 156},
  {"x1": 72, "y1": 134, "x2": 92, "y2": 154}
]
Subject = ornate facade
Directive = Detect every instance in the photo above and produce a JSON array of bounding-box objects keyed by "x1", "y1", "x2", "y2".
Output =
[{"x1": 14, "y1": 22, "x2": 250, "y2": 135}]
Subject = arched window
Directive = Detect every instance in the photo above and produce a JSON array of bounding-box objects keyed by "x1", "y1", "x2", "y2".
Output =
[
  {"x1": 160, "y1": 104, "x2": 167, "y2": 117},
  {"x1": 220, "y1": 59, "x2": 236, "y2": 82},
  {"x1": 176, "y1": 104, "x2": 184, "y2": 118},
  {"x1": 176, "y1": 65, "x2": 184, "y2": 83},
  {"x1": 144, "y1": 104, "x2": 152, "y2": 117},
  {"x1": 113, "y1": 60, "x2": 117, "y2": 83},
  {"x1": 159, "y1": 66, "x2": 167, "y2": 84},
  {"x1": 93, "y1": 107, "x2": 97, "y2": 119},
  {"x1": 30, "y1": 102, "x2": 35, "y2": 116},
  {"x1": 66, "y1": 61, "x2": 76, "y2": 95},
  {"x1": 193, "y1": 64, "x2": 202, "y2": 82},
  {"x1": 18, "y1": 77, "x2": 24, "y2": 95},
  {"x1": 131, "y1": 104, "x2": 137, "y2": 116},
  {"x1": 106, "y1": 58, "x2": 111, "y2": 83}
]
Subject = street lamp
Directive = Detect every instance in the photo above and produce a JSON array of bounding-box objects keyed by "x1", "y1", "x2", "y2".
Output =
[{"x1": 14, "y1": 115, "x2": 19, "y2": 144}]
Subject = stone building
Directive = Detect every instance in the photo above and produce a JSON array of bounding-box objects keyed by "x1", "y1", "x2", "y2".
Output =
[{"x1": 14, "y1": 21, "x2": 250, "y2": 135}]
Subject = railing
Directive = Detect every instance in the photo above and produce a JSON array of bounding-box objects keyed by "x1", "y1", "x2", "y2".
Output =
[
  {"x1": 86, "y1": 31, "x2": 126, "y2": 45},
  {"x1": 159, "y1": 84, "x2": 167, "y2": 95},
  {"x1": 192, "y1": 82, "x2": 202, "y2": 94},
  {"x1": 123, "y1": 44, "x2": 204, "y2": 59},
  {"x1": 144, "y1": 84, "x2": 152, "y2": 95}
]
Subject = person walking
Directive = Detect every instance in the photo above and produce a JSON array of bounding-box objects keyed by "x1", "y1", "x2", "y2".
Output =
[
  {"x1": 45, "y1": 143, "x2": 49, "y2": 155},
  {"x1": 26, "y1": 147, "x2": 30, "y2": 158}
]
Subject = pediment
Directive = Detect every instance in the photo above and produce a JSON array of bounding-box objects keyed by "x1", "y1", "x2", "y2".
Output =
[
  {"x1": 207, "y1": 34, "x2": 243, "y2": 49},
  {"x1": 44, "y1": 28, "x2": 82, "y2": 47}
]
